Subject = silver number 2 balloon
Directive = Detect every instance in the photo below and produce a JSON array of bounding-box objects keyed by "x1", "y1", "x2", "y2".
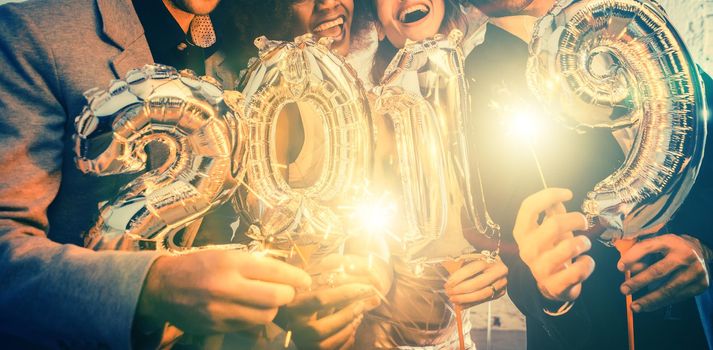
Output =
[{"x1": 75, "y1": 65, "x2": 245, "y2": 252}]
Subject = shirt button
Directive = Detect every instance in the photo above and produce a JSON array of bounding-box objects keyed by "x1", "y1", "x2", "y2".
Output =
[{"x1": 177, "y1": 42, "x2": 188, "y2": 51}]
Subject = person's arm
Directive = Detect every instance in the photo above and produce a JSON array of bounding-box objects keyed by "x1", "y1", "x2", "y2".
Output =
[
  {"x1": 503, "y1": 188, "x2": 597, "y2": 349},
  {"x1": 0, "y1": 5, "x2": 165, "y2": 348},
  {"x1": 0, "y1": 7, "x2": 317, "y2": 348},
  {"x1": 503, "y1": 249, "x2": 593, "y2": 349}
]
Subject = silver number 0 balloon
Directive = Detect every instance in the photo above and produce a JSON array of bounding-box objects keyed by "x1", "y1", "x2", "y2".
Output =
[
  {"x1": 225, "y1": 35, "x2": 373, "y2": 249},
  {"x1": 528, "y1": 0, "x2": 708, "y2": 240}
]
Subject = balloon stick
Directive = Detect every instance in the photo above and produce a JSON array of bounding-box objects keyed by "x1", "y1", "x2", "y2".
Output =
[
  {"x1": 614, "y1": 239, "x2": 636, "y2": 350},
  {"x1": 441, "y1": 260, "x2": 466, "y2": 350}
]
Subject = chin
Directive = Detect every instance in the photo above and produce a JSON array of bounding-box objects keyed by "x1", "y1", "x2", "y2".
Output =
[
  {"x1": 333, "y1": 39, "x2": 351, "y2": 57},
  {"x1": 171, "y1": 0, "x2": 221, "y2": 15},
  {"x1": 467, "y1": 0, "x2": 534, "y2": 17},
  {"x1": 401, "y1": 26, "x2": 439, "y2": 46}
]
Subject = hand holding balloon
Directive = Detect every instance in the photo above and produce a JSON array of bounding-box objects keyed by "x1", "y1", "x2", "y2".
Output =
[
  {"x1": 444, "y1": 256, "x2": 508, "y2": 309},
  {"x1": 135, "y1": 250, "x2": 312, "y2": 335},
  {"x1": 513, "y1": 188, "x2": 595, "y2": 302},
  {"x1": 618, "y1": 234, "x2": 711, "y2": 312}
]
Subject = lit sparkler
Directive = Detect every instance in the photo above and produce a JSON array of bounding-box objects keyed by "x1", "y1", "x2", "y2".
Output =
[{"x1": 498, "y1": 100, "x2": 550, "y2": 190}]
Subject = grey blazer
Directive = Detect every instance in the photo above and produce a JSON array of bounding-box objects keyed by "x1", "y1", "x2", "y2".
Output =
[{"x1": 0, "y1": 0, "x2": 234, "y2": 348}]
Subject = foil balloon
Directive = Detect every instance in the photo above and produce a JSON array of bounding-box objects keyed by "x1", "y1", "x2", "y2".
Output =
[
  {"x1": 225, "y1": 34, "x2": 373, "y2": 257},
  {"x1": 75, "y1": 64, "x2": 246, "y2": 252},
  {"x1": 527, "y1": 0, "x2": 708, "y2": 241},
  {"x1": 373, "y1": 73, "x2": 449, "y2": 246},
  {"x1": 375, "y1": 29, "x2": 500, "y2": 261},
  {"x1": 364, "y1": 30, "x2": 500, "y2": 350}
]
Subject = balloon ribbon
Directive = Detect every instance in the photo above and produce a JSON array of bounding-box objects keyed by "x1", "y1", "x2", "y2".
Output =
[
  {"x1": 614, "y1": 239, "x2": 636, "y2": 350},
  {"x1": 441, "y1": 259, "x2": 466, "y2": 350}
]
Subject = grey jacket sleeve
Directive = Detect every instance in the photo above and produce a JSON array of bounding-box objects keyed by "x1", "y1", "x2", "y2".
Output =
[{"x1": 0, "y1": 6, "x2": 161, "y2": 349}]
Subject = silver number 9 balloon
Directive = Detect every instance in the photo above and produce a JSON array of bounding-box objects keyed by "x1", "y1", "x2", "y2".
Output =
[
  {"x1": 75, "y1": 64, "x2": 245, "y2": 252},
  {"x1": 527, "y1": 0, "x2": 708, "y2": 241}
]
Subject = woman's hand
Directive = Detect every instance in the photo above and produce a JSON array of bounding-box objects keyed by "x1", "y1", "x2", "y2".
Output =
[{"x1": 444, "y1": 256, "x2": 509, "y2": 309}]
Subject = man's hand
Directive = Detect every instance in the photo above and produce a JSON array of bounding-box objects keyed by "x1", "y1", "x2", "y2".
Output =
[
  {"x1": 444, "y1": 257, "x2": 508, "y2": 309},
  {"x1": 513, "y1": 188, "x2": 595, "y2": 302},
  {"x1": 135, "y1": 250, "x2": 312, "y2": 334},
  {"x1": 283, "y1": 254, "x2": 383, "y2": 350},
  {"x1": 618, "y1": 234, "x2": 711, "y2": 312}
]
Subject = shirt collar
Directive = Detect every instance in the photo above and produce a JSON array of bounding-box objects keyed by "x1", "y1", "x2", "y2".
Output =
[{"x1": 132, "y1": 0, "x2": 188, "y2": 59}]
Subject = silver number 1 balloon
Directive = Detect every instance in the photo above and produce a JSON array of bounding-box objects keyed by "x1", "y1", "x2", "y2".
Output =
[{"x1": 374, "y1": 29, "x2": 500, "y2": 262}]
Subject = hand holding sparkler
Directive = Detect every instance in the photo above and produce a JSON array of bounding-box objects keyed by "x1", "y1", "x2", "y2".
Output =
[
  {"x1": 278, "y1": 254, "x2": 384, "y2": 350},
  {"x1": 513, "y1": 188, "x2": 594, "y2": 303},
  {"x1": 135, "y1": 250, "x2": 311, "y2": 335}
]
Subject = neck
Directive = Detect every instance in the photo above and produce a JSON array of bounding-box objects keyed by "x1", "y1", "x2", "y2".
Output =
[
  {"x1": 521, "y1": 0, "x2": 557, "y2": 17},
  {"x1": 490, "y1": 16, "x2": 538, "y2": 42},
  {"x1": 162, "y1": 0, "x2": 194, "y2": 33}
]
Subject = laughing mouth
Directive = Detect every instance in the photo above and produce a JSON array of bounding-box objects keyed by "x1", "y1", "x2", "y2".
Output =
[
  {"x1": 313, "y1": 16, "x2": 345, "y2": 37},
  {"x1": 399, "y1": 4, "x2": 430, "y2": 24}
]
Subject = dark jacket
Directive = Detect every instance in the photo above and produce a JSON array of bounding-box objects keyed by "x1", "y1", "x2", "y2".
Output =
[
  {"x1": 0, "y1": 0, "x2": 235, "y2": 347},
  {"x1": 465, "y1": 23, "x2": 712, "y2": 350}
]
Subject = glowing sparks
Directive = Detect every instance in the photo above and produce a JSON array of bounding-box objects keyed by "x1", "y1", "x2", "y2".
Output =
[
  {"x1": 506, "y1": 107, "x2": 543, "y2": 142},
  {"x1": 349, "y1": 195, "x2": 397, "y2": 236},
  {"x1": 285, "y1": 232, "x2": 309, "y2": 267},
  {"x1": 496, "y1": 102, "x2": 549, "y2": 189}
]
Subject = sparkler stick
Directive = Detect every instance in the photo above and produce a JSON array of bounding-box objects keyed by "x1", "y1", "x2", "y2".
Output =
[
  {"x1": 239, "y1": 179, "x2": 274, "y2": 209},
  {"x1": 528, "y1": 141, "x2": 548, "y2": 189},
  {"x1": 283, "y1": 330, "x2": 292, "y2": 349}
]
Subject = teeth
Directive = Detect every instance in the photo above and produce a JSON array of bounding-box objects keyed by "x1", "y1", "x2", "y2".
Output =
[
  {"x1": 313, "y1": 17, "x2": 344, "y2": 33},
  {"x1": 399, "y1": 4, "x2": 429, "y2": 22}
]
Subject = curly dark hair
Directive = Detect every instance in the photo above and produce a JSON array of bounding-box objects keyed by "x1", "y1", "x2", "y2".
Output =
[{"x1": 218, "y1": 0, "x2": 373, "y2": 71}]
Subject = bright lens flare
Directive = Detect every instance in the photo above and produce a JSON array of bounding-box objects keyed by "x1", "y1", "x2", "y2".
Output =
[
  {"x1": 341, "y1": 184, "x2": 398, "y2": 237},
  {"x1": 508, "y1": 108, "x2": 542, "y2": 142},
  {"x1": 351, "y1": 198, "x2": 397, "y2": 235},
  {"x1": 500, "y1": 104, "x2": 549, "y2": 189}
]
